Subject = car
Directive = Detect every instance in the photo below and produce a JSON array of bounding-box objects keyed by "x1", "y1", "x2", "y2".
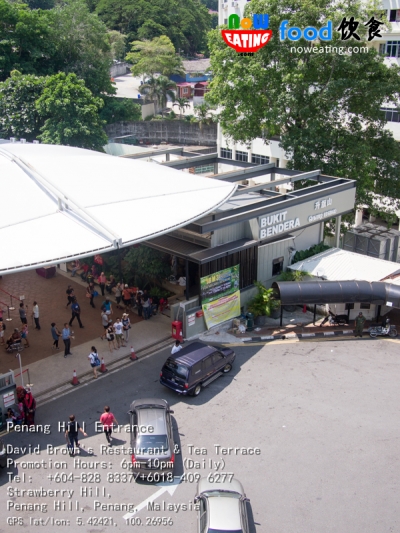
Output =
[
  {"x1": 0, "y1": 438, "x2": 7, "y2": 468},
  {"x1": 128, "y1": 398, "x2": 175, "y2": 481},
  {"x1": 194, "y1": 477, "x2": 250, "y2": 533},
  {"x1": 160, "y1": 341, "x2": 235, "y2": 397}
]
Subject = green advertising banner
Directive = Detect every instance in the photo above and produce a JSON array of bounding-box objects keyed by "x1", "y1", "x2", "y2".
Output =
[
  {"x1": 200, "y1": 265, "x2": 240, "y2": 305},
  {"x1": 202, "y1": 291, "x2": 241, "y2": 329}
]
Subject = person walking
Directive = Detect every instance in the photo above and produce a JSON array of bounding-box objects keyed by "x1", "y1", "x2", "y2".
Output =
[
  {"x1": 105, "y1": 325, "x2": 117, "y2": 352},
  {"x1": 100, "y1": 309, "x2": 109, "y2": 340},
  {"x1": 86, "y1": 282, "x2": 95, "y2": 308},
  {"x1": 23, "y1": 388, "x2": 36, "y2": 426},
  {"x1": 51, "y1": 322, "x2": 61, "y2": 350},
  {"x1": 106, "y1": 275, "x2": 116, "y2": 294},
  {"x1": 102, "y1": 298, "x2": 113, "y2": 316},
  {"x1": 354, "y1": 312, "x2": 366, "y2": 338},
  {"x1": 122, "y1": 284, "x2": 132, "y2": 309},
  {"x1": 113, "y1": 318, "x2": 126, "y2": 348},
  {"x1": 19, "y1": 302, "x2": 28, "y2": 325},
  {"x1": 142, "y1": 292, "x2": 151, "y2": 320},
  {"x1": 21, "y1": 324, "x2": 30, "y2": 347},
  {"x1": 0, "y1": 321, "x2": 4, "y2": 346},
  {"x1": 62, "y1": 323, "x2": 73, "y2": 357},
  {"x1": 65, "y1": 414, "x2": 87, "y2": 456},
  {"x1": 69, "y1": 298, "x2": 84, "y2": 328},
  {"x1": 136, "y1": 291, "x2": 143, "y2": 318},
  {"x1": 88, "y1": 346, "x2": 100, "y2": 378},
  {"x1": 66, "y1": 285, "x2": 74, "y2": 308},
  {"x1": 122, "y1": 313, "x2": 131, "y2": 342},
  {"x1": 98, "y1": 272, "x2": 107, "y2": 297},
  {"x1": 100, "y1": 406, "x2": 119, "y2": 446},
  {"x1": 171, "y1": 339, "x2": 182, "y2": 354},
  {"x1": 115, "y1": 283, "x2": 123, "y2": 309},
  {"x1": 70, "y1": 259, "x2": 81, "y2": 277},
  {"x1": 32, "y1": 301, "x2": 40, "y2": 330}
]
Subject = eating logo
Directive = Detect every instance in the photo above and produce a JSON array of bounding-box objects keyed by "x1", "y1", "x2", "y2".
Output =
[{"x1": 221, "y1": 14, "x2": 272, "y2": 54}]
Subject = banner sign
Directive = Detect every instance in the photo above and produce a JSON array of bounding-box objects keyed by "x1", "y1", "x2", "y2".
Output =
[
  {"x1": 202, "y1": 291, "x2": 241, "y2": 329},
  {"x1": 200, "y1": 265, "x2": 240, "y2": 305}
]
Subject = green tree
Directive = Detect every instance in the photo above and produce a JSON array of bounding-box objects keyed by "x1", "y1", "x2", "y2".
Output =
[
  {"x1": 36, "y1": 73, "x2": 108, "y2": 150},
  {"x1": 108, "y1": 30, "x2": 127, "y2": 60},
  {"x1": 173, "y1": 97, "x2": 190, "y2": 119},
  {"x1": 126, "y1": 35, "x2": 184, "y2": 77},
  {"x1": 0, "y1": 72, "x2": 46, "y2": 140},
  {"x1": 0, "y1": 0, "x2": 113, "y2": 95},
  {"x1": 123, "y1": 246, "x2": 171, "y2": 288},
  {"x1": 156, "y1": 76, "x2": 176, "y2": 116},
  {"x1": 96, "y1": 0, "x2": 211, "y2": 55},
  {"x1": 141, "y1": 75, "x2": 176, "y2": 116},
  {"x1": 100, "y1": 96, "x2": 142, "y2": 123},
  {"x1": 0, "y1": 0, "x2": 55, "y2": 80},
  {"x1": 207, "y1": 0, "x2": 400, "y2": 210},
  {"x1": 194, "y1": 102, "x2": 215, "y2": 129},
  {"x1": 49, "y1": 0, "x2": 113, "y2": 95}
]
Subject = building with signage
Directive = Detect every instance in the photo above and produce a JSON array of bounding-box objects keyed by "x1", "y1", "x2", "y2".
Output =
[{"x1": 141, "y1": 153, "x2": 356, "y2": 307}]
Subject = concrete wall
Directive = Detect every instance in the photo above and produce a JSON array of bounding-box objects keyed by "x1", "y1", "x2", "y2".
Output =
[
  {"x1": 110, "y1": 62, "x2": 131, "y2": 78},
  {"x1": 105, "y1": 121, "x2": 217, "y2": 146}
]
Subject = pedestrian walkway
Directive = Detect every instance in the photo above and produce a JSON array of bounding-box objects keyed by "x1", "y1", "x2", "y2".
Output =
[{"x1": 0, "y1": 268, "x2": 173, "y2": 395}]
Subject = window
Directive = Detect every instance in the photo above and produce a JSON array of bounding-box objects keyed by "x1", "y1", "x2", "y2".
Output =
[
  {"x1": 380, "y1": 108, "x2": 400, "y2": 122},
  {"x1": 220, "y1": 148, "x2": 232, "y2": 159},
  {"x1": 224, "y1": 18, "x2": 227, "y2": 24},
  {"x1": 252, "y1": 153, "x2": 270, "y2": 165},
  {"x1": 360, "y1": 303, "x2": 371, "y2": 310},
  {"x1": 236, "y1": 150, "x2": 248, "y2": 162},
  {"x1": 345, "y1": 303, "x2": 354, "y2": 310},
  {"x1": 203, "y1": 356, "x2": 214, "y2": 370},
  {"x1": 195, "y1": 164, "x2": 215, "y2": 174},
  {"x1": 212, "y1": 352, "x2": 224, "y2": 365},
  {"x1": 389, "y1": 9, "x2": 400, "y2": 22},
  {"x1": 272, "y1": 257, "x2": 284, "y2": 276},
  {"x1": 383, "y1": 41, "x2": 400, "y2": 58},
  {"x1": 183, "y1": 87, "x2": 189, "y2": 94}
]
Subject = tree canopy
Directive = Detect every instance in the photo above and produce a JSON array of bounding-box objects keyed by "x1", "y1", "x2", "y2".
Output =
[
  {"x1": 0, "y1": 0, "x2": 113, "y2": 95},
  {"x1": 207, "y1": 0, "x2": 400, "y2": 209},
  {"x1": 95, "y1": 0, "x2": 211, "y2": 56},
  {"x1": 35, "y1": 73, "x2": 108, "y2": 150},
  {"x1": 0, "y1": 72, "x2": 46, "y2": 141},
  {"x1": 126, "y1": 35, "x2": 184, "y2": 77}
]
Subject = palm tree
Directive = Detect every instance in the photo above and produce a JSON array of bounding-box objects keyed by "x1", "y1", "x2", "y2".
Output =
[
  {"x1": 173, "y1": 97, "x2": 190, "y2": 119},
  {"x1": 155, "y1": 76, "x2": 176, "y2": 117},
  {"x1": 141, "y1": 76, "x2": 159, "y2": 103},
  {"x1": 194, "y1": 102, "x2": 216, "y2": 130}
]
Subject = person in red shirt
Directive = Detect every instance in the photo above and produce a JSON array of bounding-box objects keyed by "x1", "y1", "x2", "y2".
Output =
[
  {"x1": 98, "y1": 272, "x2": 107, "y2": 296},
  {"x1": 99, "y1": 406, "x2": 118, "y2": 446}
]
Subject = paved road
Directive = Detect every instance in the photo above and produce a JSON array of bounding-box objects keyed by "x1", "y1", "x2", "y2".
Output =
[{"x1": 1, "y1": 338, "x2": 399, "y2": 532}]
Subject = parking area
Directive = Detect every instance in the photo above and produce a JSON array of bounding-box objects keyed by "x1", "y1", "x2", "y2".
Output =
[{"x1": 1, "y1": 337, "x2": 399, "y2": 532}]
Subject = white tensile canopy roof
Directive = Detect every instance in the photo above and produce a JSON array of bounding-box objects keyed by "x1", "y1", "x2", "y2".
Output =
[{"x1": 0, "y1": 143, "x2": 236, "y2": 275}]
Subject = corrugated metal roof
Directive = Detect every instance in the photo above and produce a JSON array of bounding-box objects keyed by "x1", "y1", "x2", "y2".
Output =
[{"x1": 289, "y1": 248, "x2": 400, "y2": 282}]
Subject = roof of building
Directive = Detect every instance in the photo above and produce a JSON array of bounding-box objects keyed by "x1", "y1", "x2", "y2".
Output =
[
  {"x1": 176, "y1": 82, "x2": 193, "y2": 87},
  {"x1": 182, "y1": 59, "x2": 211, "y2": 73},
  {"x1": 289, "y1": 248, "x2": 400, "y2": 282},
  {"x1": 0, "y1": 143, "x2": 236, "y2": 275}
]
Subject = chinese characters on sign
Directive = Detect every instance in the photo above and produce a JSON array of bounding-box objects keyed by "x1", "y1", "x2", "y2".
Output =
[
  {"x1": 314, "y1": 197, "x2": 333, "y2": 210},
  {"x1": 337, "y1": 16, "x2": 384, "y2": 42}
]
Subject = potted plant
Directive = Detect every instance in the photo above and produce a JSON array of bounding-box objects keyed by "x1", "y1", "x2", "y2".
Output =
[
  {"x1": 270, "y1": 298, "x2": 281, "y2": 319},
  {"x1": 247, "y1": 281, "x2": 275, "y2": 326}
]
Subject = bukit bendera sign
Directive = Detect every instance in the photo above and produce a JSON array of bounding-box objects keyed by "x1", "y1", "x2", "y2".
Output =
[{"x1": 257, "y1": 188, "x2": 356, "y2": 240}]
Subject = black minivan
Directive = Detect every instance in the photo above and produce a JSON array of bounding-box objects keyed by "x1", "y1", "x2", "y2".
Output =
[{"x1": 160, "y1": 342, "x2": 235, "y2": 396}]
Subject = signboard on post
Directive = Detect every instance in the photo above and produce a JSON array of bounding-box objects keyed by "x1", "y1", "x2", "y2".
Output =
[
  {"x1": 200, "y1": 265, "x2": 240, "y2": 305},
  {"x1": 202, "y1": 291, "x2": 241, "y2": 329}
]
